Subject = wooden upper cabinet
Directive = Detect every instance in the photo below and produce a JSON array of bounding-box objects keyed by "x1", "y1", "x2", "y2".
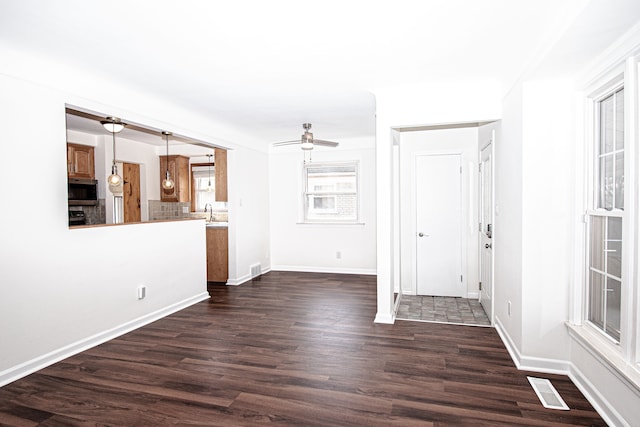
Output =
[
  {"x1": 214, "y1": 148, "x2": 227, "y2": 202},
  {"x1": 159, "y1": 155, "x2": 190, "y2": 202},
  {"x1": 67, "y1": 143, "x2": 95, "y2": 179}
]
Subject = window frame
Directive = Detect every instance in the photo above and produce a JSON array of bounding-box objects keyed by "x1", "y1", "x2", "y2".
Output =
[
  {"x1": 585, "y1": 82, "x2": 626, "y2": 344},
  {"x1": 190, "y1": 162, "x2": 215, "y2": 212},
  {"x1": 301, "y1": 160, "x2": 360, "y2": 224},
  {"x1": 576, "y1": 56, "x2": 638, "y2": 373}
]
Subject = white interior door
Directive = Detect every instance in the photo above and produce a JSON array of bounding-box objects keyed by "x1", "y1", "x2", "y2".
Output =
[
  {"x1": 479, "y1": 142, "x2": 494, "y2": 320},
  {"x1": 415, "y1": 154, "x2": 463, "y2": 297}
]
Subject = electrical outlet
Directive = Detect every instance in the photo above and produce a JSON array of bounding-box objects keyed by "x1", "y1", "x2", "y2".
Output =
[
  {"x1": 508, "y1": 301, "x2": 512, "y2": 316},
  {"x1": 182, "y1": 206, "x2": 189, "y2": 213},
  {"x1": 336, "y1": 251, "x2": 342, "y2": 259},
  {"x1": 137, "y1": 285, "x2": 146, "y2": 300}
]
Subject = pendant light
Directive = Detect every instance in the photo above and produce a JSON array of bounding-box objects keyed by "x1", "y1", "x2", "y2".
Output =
[
  {"x1": 206, "y1": 153, "x2": 214, "y2": 192},
  {"x1": 100, "y1": 117, "x2": 125, "y2": 188},
  {"x1": 162, "y1": 131, "x2": 175, "y2": 190}
]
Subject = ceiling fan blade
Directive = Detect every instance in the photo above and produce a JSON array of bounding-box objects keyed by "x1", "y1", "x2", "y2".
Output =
[
  {"x1": 272, "y1": 140, "x2": 301, "y2": 146},
  {"x1": 313, "y1": 139, "x2": 339, "y2": 147}
]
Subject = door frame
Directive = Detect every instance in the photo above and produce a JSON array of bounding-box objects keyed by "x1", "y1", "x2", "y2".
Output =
[
  {"x1": 410, "y1": 149, "x2": 466, "y2": 296},
  {"x1": 478, "y1": 134, "x2": 495, "y2": 325}
]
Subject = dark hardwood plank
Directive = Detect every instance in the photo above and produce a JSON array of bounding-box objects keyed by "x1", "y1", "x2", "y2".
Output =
[{"x1": 0, "y1": 271, "x2": 605, "y2": 426}]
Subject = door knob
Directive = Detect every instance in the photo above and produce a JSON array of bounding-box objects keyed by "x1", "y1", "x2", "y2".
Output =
[
  {"x1": 485, "y1": 243, "x2": 492, "y2": 249},
  {"x1": 418, "y1": 232, "x2": 429, "y2": 237}
]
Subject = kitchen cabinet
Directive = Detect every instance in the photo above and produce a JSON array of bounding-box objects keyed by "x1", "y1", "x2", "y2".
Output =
[
  {"x1": 67, "y1": 143, "x2": 95, "y2": 179},
  {"x1": 159, "y1": 155, "x2": 190, "y2": 202},
  {"x1": 206, "y1": 226, "x2": 228, "y2": 282},
  {"x1": 214, "y1": 148, "x2": 227, "y2": 202}
]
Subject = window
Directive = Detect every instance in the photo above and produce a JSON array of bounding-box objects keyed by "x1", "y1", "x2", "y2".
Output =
[
  {"x1": 586, "y1": 86, "x2": 624, "y2": 343},
  {"x1": 303, "y1": 162, "x2": 358, "y2": 222},
  {"x1": 191, "y1": 165, "x2": 215, "y2": 212}
]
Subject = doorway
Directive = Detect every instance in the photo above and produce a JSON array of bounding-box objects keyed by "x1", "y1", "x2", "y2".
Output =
[
  {"x1": 414, "y1": 153, "x2": 464, "y2": 297},
  {"x1": 394, "y1": 123, "x2": 499, "y2": 327}
]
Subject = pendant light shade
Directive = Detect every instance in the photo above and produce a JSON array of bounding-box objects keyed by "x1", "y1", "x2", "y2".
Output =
[
  {"x1": 100, "y1": 116, "x2": 125, "y2": 133},
  {"x1": 162, "y1": 131, "x2": 175, "y2": 190},
  {"x1": 103, "y1": 117, "x2": 125, "y2": 193}
]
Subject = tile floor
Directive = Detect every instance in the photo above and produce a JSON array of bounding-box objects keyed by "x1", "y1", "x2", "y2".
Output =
[{"x1": 396, "y1": 294, "x2": 491, "y2": 326}]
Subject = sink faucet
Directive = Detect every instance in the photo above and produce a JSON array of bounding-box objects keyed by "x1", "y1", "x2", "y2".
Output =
[{"x1": 204, "y1": 203, "x2": 214, "y2": 222}]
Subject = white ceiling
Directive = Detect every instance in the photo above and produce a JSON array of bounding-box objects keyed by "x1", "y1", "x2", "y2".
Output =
[{"x1": 2, "y1": 0, "x2": 640, "y2": 146}]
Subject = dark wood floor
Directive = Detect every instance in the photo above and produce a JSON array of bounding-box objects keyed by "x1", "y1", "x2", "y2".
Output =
[{"x1": 0, "y1": 272, "x2": 605, "y2": 426}]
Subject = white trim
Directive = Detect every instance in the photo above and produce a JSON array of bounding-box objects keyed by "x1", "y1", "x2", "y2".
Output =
[
  {"x1": 0, "y1": 292, "x2": 210, "y2": 387},
  {"x1": 569, "y1": 364, "x2": 630, "y2": 427},
  {"x1": 495, "y1": 317, "x2": 633, "y2": 425},
  {"x1": 494, "y1": 316, "x2": 570, "y2": 374},
  {"x1": 467, "y1": 291, "x2": 479, "y2": 299},
  {"x1": 226, "y1": 266, "x2": 272, "y2": 286},
  {"x1": 271, "y1": 265, "x2": 376, "y2": 276},
  {"x1": 374, "y1": 311, "x2": 395, "y2": 324},
  {"x1": 567, "y1": 322, "x2": 640, "y2": 395}
]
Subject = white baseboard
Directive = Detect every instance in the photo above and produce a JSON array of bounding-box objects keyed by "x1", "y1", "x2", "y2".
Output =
[
  {"x1": 226, "y1": 266, "x2": 272, "y2": 286},
  {"x1": 467, "y1": 292, "x2": 479, "y2": 299},
  {"x1": 0, "y1": 292, "x2": 210, "y2": 387},
  {"x1": 374, "y1": 311, "x2": 395, "y2": 324},
  {"x1": 271, "y1": 265, "x2": 377, "y2": 275},
  {"x1": 568, "y1": 363, "x2": 628, "y2": 427},
  {"x1": 494, "y1": 316, "x2": 570, "y2": 375}
]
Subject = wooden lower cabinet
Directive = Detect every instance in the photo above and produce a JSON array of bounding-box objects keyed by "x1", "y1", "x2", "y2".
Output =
[{"x1": 206, "y1": 227, "x2": 228, "y2": 282}]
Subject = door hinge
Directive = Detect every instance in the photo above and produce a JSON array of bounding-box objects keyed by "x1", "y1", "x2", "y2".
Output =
[
  {"x1": 460, "y1": 275, "x2": 463, "y2": 282},
  {"x1": 479, "y1": 163, "x2": 482, "y2": 173},
  {"x1": 479, "y1": 222, "x2": 482, "y2": 233},
  {"x1": 479, "y1": 282, "x2": 482, "y2": 291},
  {"x1": 460, "y1": 166, "x2": 463, "y2": 174}
]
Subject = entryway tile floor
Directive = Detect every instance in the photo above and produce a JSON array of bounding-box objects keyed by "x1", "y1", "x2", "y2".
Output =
[{"x1": 396, "y1": 295, "x2": 491, "y2": 327}]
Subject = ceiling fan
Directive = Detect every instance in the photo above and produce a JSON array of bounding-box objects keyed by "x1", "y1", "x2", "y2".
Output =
[{"x1": 272, "y1": 123, "x2": 339, "y2": 150}]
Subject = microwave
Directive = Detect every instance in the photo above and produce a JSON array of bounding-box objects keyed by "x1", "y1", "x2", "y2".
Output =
[{"x1": 68, "y1": 178, "x2": 98, "y2": 206}]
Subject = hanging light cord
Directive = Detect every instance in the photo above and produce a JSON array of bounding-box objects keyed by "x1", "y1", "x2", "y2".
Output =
[
  {"x1": 165, "y1": 133, "x2": 170, "y2": 174},
  {"x1": 112, "y1": 130, "x2": 117, "y2": 169}
]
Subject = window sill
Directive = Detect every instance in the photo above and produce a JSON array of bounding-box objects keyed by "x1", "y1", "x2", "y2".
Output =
[{"x1": 566, "y1": 322, "x2": 640, "y2": 396}]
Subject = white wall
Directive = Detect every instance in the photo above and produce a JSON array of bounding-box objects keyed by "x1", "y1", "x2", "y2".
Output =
[
  {"x1": 494, "y1": 83, "x2": 525, "y2": 352},
  {"x1": 269, "y1": 137, "x2": 376, "y2": 275},
  {"x1": 398, "y1": 127, "x2": 479, "y2": 297},
  {"x1": 495, "y1": 78, "x2": 576, "y2": 364},
  {"x1": 0, "y1": 45, "x2": 269, "y2": 385},
  {"x1": 227, "y1": 146, "x2": 271, "y2": 284}
]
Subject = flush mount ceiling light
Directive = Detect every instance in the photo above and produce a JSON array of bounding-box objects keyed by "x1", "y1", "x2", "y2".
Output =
[
  {"x1": 162, "y1": 131, "x2": 175, "y2": 190},
  {"x1": 100, "y1": 116, "x2": 126, "y2": 133},
  {"x1": 103, "y1": 117, "x2": 125, "y2": 189},
  {"x1": 206, "y1": 153, "x2": 214, "y2": 192}
]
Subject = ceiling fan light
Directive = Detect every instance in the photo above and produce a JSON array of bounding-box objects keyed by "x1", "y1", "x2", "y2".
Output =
[{"x1": 301, "y1": 132, "x2": 314, "y2": 150}]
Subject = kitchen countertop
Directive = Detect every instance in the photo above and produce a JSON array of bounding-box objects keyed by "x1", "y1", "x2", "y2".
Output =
[{"x1": 206, "y1": 221, "x2": 228, "y2": 228}]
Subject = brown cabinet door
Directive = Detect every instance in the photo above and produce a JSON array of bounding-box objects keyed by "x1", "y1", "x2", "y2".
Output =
[
  {"x1": 214, "y1": 148, "x2": 227, "y2": 202},
  {"x1": 160, "y1": 155, "x2": 190, "y2": 202},
  {"x1": 67, "y1": 143, "x2": 95, "y2": 179},
  {"x1": 206, "y1": 227, "x2": 228, "y2": 282},
  {"x1": 123, "y1": 162, "x2": 141, "y2": 223}
]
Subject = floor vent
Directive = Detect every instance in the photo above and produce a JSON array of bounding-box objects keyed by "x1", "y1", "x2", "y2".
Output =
[
  {"x1": 250, "y1": 263, "x2": 262, "y2": 279},
  {"x1": 527, "y1": 376, "x2": 570, "y2": 410}
]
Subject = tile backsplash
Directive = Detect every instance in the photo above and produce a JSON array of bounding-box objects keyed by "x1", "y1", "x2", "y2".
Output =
[
  {"x1": 69, "y1": 199, "x2": 106, "y2": 225},
  {"x1": 148, "y1": 200, "x2": 191, "y2": 221}
]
